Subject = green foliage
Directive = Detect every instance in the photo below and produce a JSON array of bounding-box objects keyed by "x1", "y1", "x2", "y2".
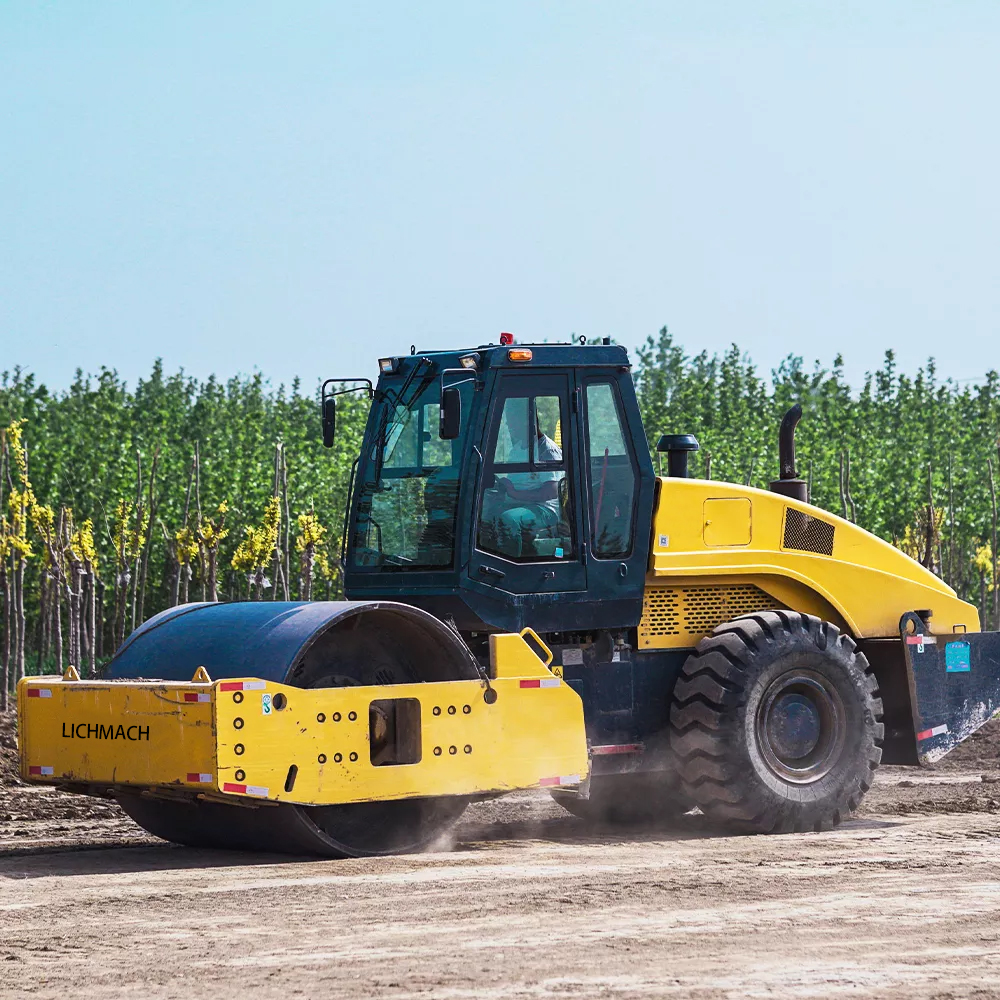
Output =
[
  {"x1": 0, "y1": 363, "x2": 368, "y2": 607},
  {"x1": 634, "y1": 327, "x2": 1000, "y2": 608},
  {"x1": 2, "y1": 329, "x2": 1000, "y2": 680}
]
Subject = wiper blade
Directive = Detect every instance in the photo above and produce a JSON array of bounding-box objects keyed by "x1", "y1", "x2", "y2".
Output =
[{"x1": 372, "y1": 358, "x2": 435, "y2": 482}]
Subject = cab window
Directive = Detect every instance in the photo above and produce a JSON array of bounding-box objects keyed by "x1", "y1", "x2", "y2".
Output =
[
  {"x1": 585, "y1": 381, "x2": 635, "y2": 558},
  {"x1": 478, "y1": 392, "x2": 575, "y2": 561}
]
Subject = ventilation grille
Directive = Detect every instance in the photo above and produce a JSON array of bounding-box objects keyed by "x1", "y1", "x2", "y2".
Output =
[
  {"x1": 682, "y1": 584, "x2": 775, "y2": 635},
  {"x1": 783, "y1": 508, "x2": 835, "y2": 556},
  {"x1": 641, "y1": 588, "x2": 683, "y2": 637},
  {"x1": 639, "y1": 583, "x2": 775, "y2": 646}
]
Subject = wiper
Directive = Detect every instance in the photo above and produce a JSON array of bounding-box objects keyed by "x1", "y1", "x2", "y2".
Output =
[{"x1": 370, "y1": 357, "x2": 434, "y2": 484}]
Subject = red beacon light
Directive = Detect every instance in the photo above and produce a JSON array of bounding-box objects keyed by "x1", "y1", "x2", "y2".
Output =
[{"x1": 499, "y1": 332, "x2": 514, "y2": 346}]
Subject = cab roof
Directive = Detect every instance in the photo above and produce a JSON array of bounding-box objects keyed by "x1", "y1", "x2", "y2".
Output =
[{"x1": 388, "y1": 341, "x2": 631, "y2": 372}]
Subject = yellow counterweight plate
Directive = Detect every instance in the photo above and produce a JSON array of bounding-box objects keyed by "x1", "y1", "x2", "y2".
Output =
[{"x1": 17, "y1": 633, "x2": 588, "y2": 806}]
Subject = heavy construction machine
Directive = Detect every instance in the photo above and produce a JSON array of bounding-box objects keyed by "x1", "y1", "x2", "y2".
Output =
[{"x1": 18, "y1": 338, "x2": 1000, "y2": 856}]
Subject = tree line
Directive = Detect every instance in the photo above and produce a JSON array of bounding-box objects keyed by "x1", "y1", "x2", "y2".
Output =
[{"x1": 1, "y1": 329, "x2": 998, "y2": 708}]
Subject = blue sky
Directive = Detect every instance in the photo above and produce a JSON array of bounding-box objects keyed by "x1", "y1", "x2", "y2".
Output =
[{"x1": 2, "y1": 2, "x2": 999, "y2": 391}]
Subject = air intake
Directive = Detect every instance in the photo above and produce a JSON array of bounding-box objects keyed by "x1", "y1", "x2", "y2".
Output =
[{"x1": 782, "y1": 508, "x2": 835, "y2": 556}]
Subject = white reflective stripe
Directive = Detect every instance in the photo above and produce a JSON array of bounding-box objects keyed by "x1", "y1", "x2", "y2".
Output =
[
  {"x1": 539, "y1": 677, "x2": 560, "y2": 688},
  {"x1": 242, "y1": 681, "x2": 266, "y2": 691},
  {"x1": 38, "y1": 689, "x2": 52, "y2": 698},
  {"x1": 559, "y1": 775, "x2": 580, "y2": 785},
  {"x1": 246, "y1": 785, "x2": 269, "y2": 797},
  {"x1": 40, "y1": 766, "x2": 54, "y2": 776}
]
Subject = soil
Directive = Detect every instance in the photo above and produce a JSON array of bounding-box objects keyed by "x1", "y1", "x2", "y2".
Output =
[{"x1": 3, "y1": 711, "x2": 1000, "y2": 998}]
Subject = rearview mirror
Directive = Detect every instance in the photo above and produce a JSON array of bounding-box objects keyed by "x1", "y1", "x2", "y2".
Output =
[
  {"x1": 322, "y1": 397, "x2": 337, "y2": 448},
  {"x1": 440, "y1": 387, "x2": 461, "y2": 440}
]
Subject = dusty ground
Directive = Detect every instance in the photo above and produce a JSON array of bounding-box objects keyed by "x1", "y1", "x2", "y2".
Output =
[{"x1": 3, "y1": 713, "x2": 1000, "y2": 999}]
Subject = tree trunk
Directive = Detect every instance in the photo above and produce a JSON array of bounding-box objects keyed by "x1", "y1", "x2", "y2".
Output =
[
  {"x1": 53, "y1": 561, "x2": 64, "y2": 671},
  {"x1": 990, "y1": 458, "x2": 998, "y2": 630},
  {"x1": 1, "y1": 563, "x2": 9, "y2": 713},
  {"x1": 68, "y1": 548, "x2": 82, "y2": 672},
  {"x1": 301, "y1": 542, "x2": 314, "y2": 602},
  {"x1": 15, "y1": 558, "x2": 26, "y2": 682},
  {"x1": 114, "y1": 560, "x2": 128, "y2": 653},
  {"x1": 130, "y1": 451, "x2": 143, "y2": 634},
  {"x1": 946, "y1": 454, "x2": 955, "y2": 588},
  {"x1": 38, "y1": 570, "x2": 49, "y2": 672},
  {"x1": 170, "y1": 543, "x2": 181, "y2": 607},
  {"x1": 845, "y1": 450, "x2": 857, "y2": 524},
  {"x1": 195, "y1": 442, "x2": 206, "y2": 602},
  {"x1": 839, "y1": 451, "x2": 848, "y2": 519},
  {"x1": 282, "y1": 450, "x2": 291, "y2": 600},
  {"x1": 96, "y1": 578, "x2": 105, "y2": 661},
  {"x1": 137, "y1": 448, "x2": 159, "y2": 625},
  {"x1": 86, "y1": 564, "x2": 97, "y2": 677},
  {"x1": 207, "y1": 552, "x2": 218, "y2": 602}
]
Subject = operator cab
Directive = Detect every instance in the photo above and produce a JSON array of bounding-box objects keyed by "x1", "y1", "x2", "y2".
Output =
[{"x1": 328, "y1": 341, "x2": 656, "y2": 634}]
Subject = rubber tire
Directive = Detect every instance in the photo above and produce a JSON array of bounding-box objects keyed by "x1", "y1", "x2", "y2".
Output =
[
  {"x1": 552, "y1": 772, "x2": 694, "y2": 824},
  {"x1": 670, "y1": 611, "x2": 883, "y2": 834}
]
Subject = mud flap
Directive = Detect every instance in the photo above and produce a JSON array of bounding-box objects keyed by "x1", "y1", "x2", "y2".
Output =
[{"x1": 901, "y1": 611, "x2": 1000, "y2": 763}]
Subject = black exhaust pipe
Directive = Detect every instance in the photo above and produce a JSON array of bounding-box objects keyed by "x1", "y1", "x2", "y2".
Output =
[{"x1": 770, "y1": 404, "x2": 809, "y2": 502}]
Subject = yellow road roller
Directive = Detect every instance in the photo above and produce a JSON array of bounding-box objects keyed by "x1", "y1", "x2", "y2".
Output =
[{"x1": 18, "y1": 339, "x2": 1000, "y2": 855}]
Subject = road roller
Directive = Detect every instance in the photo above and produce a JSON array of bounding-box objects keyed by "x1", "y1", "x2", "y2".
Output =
[{"x1": 18, "y1": 338, "x2": 1000, "y2": 855}]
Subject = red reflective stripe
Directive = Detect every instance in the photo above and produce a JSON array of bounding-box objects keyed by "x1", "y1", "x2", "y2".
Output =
[
  {"x1": 29, "y1": 766, "x2": 42, "y2": 775},
  {"x1": 519, "y1": 679, "x2": 541, "y2": 688},
  {"x1": 183, "y1": 693, "x2": 198, "y2": 702},
  {"x1": 27, "y1": 688, "x2": 40, "y2": 697},
  {"x1": 219, "y1": 682, "x2": 243, "y2": 692},
  {"x1": 538, "y1": 776, "x2": 560, "y2": 786},
  {"x1": 223, "y1": 782, "x2": 247, "y2": 794}
]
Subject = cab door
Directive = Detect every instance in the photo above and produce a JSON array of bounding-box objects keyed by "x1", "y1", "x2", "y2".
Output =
[
  {"x1": 579, "y1": 374, "x2": 649, "y2": 610},
  {"x1": 470, "y1": 372, "x2": 587, "y2": 599}
]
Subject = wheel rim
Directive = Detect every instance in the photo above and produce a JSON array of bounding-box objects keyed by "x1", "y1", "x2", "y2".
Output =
[{"x1": 755, "y1": 669, "x2": 846, "y2": 784}]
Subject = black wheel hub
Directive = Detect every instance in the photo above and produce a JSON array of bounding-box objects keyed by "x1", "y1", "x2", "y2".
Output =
[{"x1": 755, "y1": 670, "x2": 846, "y2": 784}]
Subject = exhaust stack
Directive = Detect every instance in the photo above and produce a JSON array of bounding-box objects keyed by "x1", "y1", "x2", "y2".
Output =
[{"x1": 770, "y1": 404, "x2": 808, "y2": 502}]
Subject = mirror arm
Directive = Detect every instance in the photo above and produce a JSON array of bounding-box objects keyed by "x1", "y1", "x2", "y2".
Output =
[
  {"x1": 438, "y1": 369, "x2": 479, "y2": 393},
  {"x1": 321, "y1": 378, "x2": 374, "y2": 404}
]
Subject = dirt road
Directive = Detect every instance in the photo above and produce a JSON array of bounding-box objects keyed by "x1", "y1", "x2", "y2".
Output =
[
  {"x1": 4, "y1": 711, "x2": 1000, "y2": 999},
  {"x1": 1, "y1": 782, "x2": 1000, "y2": 999}
]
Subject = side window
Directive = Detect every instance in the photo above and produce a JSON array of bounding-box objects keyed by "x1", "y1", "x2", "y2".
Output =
[
  {"x1": 478, "y1": 392, "x2": 574, "y2": 561},
  {"x1": 585, "y1": 382, "x2": 635, "y2": 558}
]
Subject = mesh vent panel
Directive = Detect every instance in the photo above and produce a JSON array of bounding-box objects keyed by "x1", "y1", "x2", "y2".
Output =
[
  {"x1": 783, "y1": 508, "x2": 835, "y2": 556},
  {"x1": 639, "y1": 583, "x2": 776, "y2": 645},
  {"x1": 681, "y1": 584, "x2": 775, "y2": 635},
  {"x1": 640, "y1": 589, "x2": 682, "y2": 636}
]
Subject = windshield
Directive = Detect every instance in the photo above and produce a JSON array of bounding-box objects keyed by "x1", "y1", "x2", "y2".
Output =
[{"x1": 352, "y1": 375, "x2": 472, "y2": 570}]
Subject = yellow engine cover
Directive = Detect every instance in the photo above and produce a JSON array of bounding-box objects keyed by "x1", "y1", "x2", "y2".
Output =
[{"x1": 643, "y1": 477, "x2": 980, "y2": 645}]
